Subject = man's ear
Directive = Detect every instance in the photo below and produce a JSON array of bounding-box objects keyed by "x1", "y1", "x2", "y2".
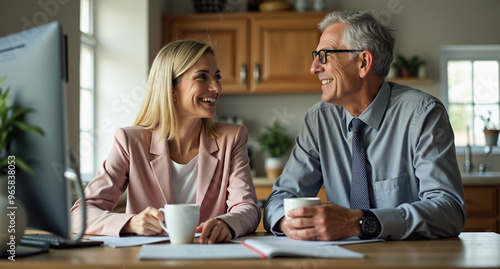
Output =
[{"x1": 358, "y1": 50, "x2": 374, "y2": 78}]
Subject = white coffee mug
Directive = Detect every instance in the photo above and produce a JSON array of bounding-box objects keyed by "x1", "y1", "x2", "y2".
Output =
[
  {"x1": 159, "y1": 204, "x2": 199, "y2": 244},
  {"x1": 283, "y1": 197, "x2": 321, "y2": 220}
]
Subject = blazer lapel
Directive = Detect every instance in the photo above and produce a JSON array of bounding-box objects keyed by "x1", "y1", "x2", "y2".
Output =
[
  {"x1": 196, "y1": 127, "x2": 219, "y2": 206},
  {"x1": 149, "y1": 129, "x2": 173, "y2": 204}
]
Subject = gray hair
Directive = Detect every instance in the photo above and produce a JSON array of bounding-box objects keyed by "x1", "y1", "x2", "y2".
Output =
[{"x1": 318, "y1": 10, "x2": 395, "y2": 78}]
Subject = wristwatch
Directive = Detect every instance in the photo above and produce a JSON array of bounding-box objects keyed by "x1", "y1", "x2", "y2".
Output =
[{"x1": 359, "y1": 209, "x2": 380, "y2": 239}]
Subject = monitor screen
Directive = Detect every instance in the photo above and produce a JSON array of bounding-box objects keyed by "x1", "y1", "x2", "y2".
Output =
[{"x1": 0, "y1": 21, "x2": 85, "y2": 241}]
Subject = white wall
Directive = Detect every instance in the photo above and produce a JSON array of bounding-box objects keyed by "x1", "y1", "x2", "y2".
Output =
[
  {"x1": 92, "y1": 0, "x2": 149, "y2": 177},
  {"x1": 148, "y1": 0, "x2": 170, "y2": 65}
]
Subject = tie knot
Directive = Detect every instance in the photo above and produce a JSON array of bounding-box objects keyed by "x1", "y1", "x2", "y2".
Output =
[{"x1": 351, "y1": 118, "x2": 366, "y2": 133}]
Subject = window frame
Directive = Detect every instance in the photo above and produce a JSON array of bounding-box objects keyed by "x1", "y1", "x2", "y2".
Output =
[
  {"x1": 80, "y1": 0, "x2": 96, "y2": 182},
  {"x1": 440, "y1": 45, "x2": 500, "y2": 154}
]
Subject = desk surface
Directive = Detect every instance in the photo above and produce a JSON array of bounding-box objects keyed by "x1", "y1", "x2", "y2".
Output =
[{"x1": 2, "y1": 232, "x2": 500, "y2": 269}]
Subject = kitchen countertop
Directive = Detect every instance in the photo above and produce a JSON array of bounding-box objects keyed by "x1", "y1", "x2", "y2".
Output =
[
  {"x1": 253, "y1": 177, "x2": 276, "y2": 186},
  {"x1": 254, "y1": 173, "x2": 500, "y2": 186},
  {"x1": 461, "y1": 172, "x2": 500, "y2": 185}
]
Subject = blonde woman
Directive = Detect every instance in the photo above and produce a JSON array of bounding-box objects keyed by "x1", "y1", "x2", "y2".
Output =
[{"x1": 71, "y1": 40, "x2": 260, "y2": 243}]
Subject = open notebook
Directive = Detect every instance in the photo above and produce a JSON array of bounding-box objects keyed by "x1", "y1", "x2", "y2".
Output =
[{"x1": 137, "y1": 236, "x2": 382, "y2": 260}]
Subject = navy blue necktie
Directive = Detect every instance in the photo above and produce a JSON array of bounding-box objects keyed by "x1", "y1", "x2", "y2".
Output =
[{"x1": 349, "y1": 118, "x2": 370, "y2": 209}]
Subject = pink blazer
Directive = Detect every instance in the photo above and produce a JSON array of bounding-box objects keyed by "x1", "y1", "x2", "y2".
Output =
[{"x1": 71, "y1": 123, "x2": 261, "y2": 237}]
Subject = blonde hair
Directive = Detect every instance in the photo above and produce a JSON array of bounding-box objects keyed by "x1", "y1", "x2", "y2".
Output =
[{"x1": 134, "y1": 40, "x2": 219, "y2": 140}]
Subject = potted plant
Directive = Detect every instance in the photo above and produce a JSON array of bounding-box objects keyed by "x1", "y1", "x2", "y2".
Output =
[
  {"x1": 480, "y1": 110, "x2": 499, "y2": 147},
  {"x1": 393, "y1": 55, "x2": 425, "y2": 77},
  {"x1": 0, "y1": 77, "x2": 44, "y2": 174},
  {"x1": 256, "y1": 120, "x2": 294, "y2": 180},
  {"x1": 0, "y1": 76, "x2": 43, "y2": 251}
]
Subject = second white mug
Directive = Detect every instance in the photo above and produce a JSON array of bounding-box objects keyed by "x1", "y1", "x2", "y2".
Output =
[
  {"x1": 283, "y1": 197, "x2": 321, "y2": 220},
  {"x1": 158, "y1": 204, "x2": 199, "y2": 244}
]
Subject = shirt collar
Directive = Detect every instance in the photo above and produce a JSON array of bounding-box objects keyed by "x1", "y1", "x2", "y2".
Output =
[{"x1": 346, "y1": 80, "x2": 391, "y2": 131}]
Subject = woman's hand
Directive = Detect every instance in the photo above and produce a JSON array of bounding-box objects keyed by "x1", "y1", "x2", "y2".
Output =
[
  {"x1": 121, "y1": 206, "x2": 164, "y2": 235},
  {"x1": 196, "y1": 218, "x2": 233, "y2": 244}
]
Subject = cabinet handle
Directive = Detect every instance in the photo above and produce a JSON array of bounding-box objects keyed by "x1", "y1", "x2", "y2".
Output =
[
  {"x1": 240, "y1": 63, "x2": 246, "y2": 84},
  {"x1": 254, "y1": 63, "x2": 260, "y2": 83}
]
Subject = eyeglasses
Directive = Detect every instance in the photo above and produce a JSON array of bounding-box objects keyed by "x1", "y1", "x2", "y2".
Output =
[{"x1": 312, "y1": 49, "x2": 363, "y2": 64}]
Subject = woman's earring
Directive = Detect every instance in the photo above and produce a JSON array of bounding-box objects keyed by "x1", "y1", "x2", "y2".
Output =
[{"x1": 173, "y1": 98, "x2": 177, "y2": 103}]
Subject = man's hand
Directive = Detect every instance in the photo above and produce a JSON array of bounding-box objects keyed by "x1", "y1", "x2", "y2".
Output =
[
  {"x1": 279, "y1": 202, "x2": 363, "y2": 241},
  {"x1": 121, "y1": 206, "x2": 164, "y2": 235}
]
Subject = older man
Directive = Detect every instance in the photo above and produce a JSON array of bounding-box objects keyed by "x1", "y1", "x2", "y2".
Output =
[{"x1": 263, "y1": 10, "x2": 465, "y2": 241}]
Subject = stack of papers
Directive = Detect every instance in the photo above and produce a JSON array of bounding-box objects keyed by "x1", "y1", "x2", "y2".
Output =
[
  {"x1": 86, "y1": 235, "x2": 171, "y2": 248},
  {"x1": 86, "y1": 233, "x2": 201, "y2": 248}
]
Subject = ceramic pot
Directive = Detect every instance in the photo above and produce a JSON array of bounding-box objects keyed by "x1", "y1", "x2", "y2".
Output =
[
  {"x1": 484, "y1": 129, "x2": 500, "y2": 146},
  {"x1": 418, "y1": 65, "x2": 427, "y2": 78},
  {"x1": 295, "y1": 0, "x2": 307, "y2": 11},
  {"x1": 387, "y1": 66, "x2": 398, "y2": 79},
  {"x1": 0, "y1": 177, "x2": 27, "y2": 253},
  {"x1": 400, "y1": 68, "x2": 415, "y2": 77},
  {"x1": 264, "y1": 156, "x2": 286, "y2": 180}
]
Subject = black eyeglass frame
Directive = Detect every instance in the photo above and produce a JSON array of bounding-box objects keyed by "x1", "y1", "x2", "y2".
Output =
[{"x1": 312, "y1": 49, "x2": 364, "y2": 64}]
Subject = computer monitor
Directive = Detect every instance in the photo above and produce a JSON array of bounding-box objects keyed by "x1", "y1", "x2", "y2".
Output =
[{"x1": 0, "y1": 21, "x2": 86, "y2": 242}]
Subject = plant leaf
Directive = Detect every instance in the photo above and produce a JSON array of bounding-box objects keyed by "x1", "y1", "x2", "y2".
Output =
[
  {"x1": 13, "y1": 157, "x2": 35, "y2": 175},
  {"x1": 14, "y1": 121, "x2": 44, "y2": 136}
]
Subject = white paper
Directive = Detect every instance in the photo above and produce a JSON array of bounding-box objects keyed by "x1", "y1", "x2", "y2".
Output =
[
  {"x1": 87, "y1": 233, "x2": 201, "y2": 248},
  {"x1": 138, "y1": 244, "x2": 262, "y2": 260}
]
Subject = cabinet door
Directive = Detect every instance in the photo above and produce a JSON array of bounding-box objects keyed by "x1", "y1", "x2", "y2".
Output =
[
  {"x1": 250, "y1": 14, "x2": 323, "y2": 93},
  {"x1": 462, "y1": 186, "x2": 499, "y2": 233},
  {"x1": 463, "y1": 217, "x2": 498, "y2": 232},
  {"x1": 464, "y1": 186, "x2": 498, "y2": 217},
  {"x1": 164, "y1": 18, "x2": 249, "y2": 94}
]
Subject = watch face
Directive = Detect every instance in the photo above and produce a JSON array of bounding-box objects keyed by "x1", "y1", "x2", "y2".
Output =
[{"x1": 363, "y1": 217, "x2": 378, "y2": 234}]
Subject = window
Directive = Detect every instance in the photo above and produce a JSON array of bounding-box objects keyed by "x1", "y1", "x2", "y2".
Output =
[
  {"x1": 441, "y1": 46, "x2": 500, "y2": 149},
  {"x1": 80, "y1": 0, "x2": 96, "y2": 181}
]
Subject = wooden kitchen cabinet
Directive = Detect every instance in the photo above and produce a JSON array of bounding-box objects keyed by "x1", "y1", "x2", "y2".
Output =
[
  {"x1": 462, "y1": 185, "x2": 499, "y2": 233},
  {"x1": 164, "y1": 16, "x2": 248, "y2": 93},
  {"x1": 249, "y1": 13, "x2": 325, "y2": 93},
  {"x1": 163, "y1": 11, "x2": 327, "y2": 94}
]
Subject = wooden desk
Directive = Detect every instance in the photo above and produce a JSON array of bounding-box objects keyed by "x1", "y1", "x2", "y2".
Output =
[{"x1": 1, "y1": 232, "x2": 500, "y2": 269}]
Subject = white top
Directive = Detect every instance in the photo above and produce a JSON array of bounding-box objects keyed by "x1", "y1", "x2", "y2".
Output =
[{"x1": 170, "y1": 155, "x2": 199, "y2": 204}]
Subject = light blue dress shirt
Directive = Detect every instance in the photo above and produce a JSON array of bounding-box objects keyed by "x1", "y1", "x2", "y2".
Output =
[{"x1": 263, "y1": 81, "x2": 466, "y2": 240}]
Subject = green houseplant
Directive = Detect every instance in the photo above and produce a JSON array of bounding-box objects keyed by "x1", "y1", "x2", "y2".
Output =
[
  {"x1": 0, "y1": 76, "x2": 44, "y2": 175},
  {"x1": 480, "y1": 110, "x2": 499, "y2": 147},
  {"x1": 256, "y1": 120, "x2": 294, "y2": 180},
  {"x1": 393, "y1": 55, "x2": 425, "y2": 77}
]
